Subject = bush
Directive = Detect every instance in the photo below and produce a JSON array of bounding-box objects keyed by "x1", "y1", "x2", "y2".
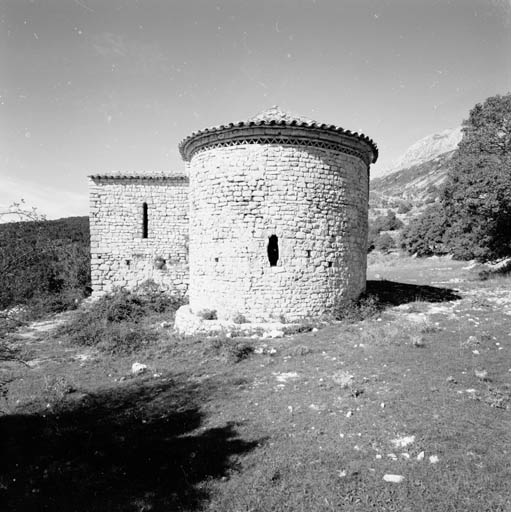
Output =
[
  {"x1": 374, "y1": 233, "x2": 395, "y2": 253},
  {"x1": 0, "y1": 215, "x2": 91, "y2": 317},
  {"x1": 57, "y1": 287, "x2": 184, "y2": 354},
  {"x1": 61, "y1": 319, "x2": 158, "y2": 355},
  {"x1": 397, "y1": 201, "x2": 413, "y2": 214},
  {"x1": 99, "y1": 289, "x2": 147, "y2": 323},
  {"x1": 232, "y1": 312, "x2": 248, "y2": 324},
  {"x1": 135, "y1": 280, "x2": 184, "y2": 313},
  {"x1": 333, "y1": 294, "x2": 381, "y2": 322},
  {"x1": 368, "y1": 210, "x2": 404, "y2": 253},
  {"x1": 372, "y1": 210, "x2": 404, "y2": 232},
  {"x1": 205, "y1": 337, "x2": 254, "y2": 363},
  {"x1": 197, "y1": 309, "x2": 217, "y2": 320},
  {"x1": 400, "y1": 203, "x2": 448, "y2": 257}
]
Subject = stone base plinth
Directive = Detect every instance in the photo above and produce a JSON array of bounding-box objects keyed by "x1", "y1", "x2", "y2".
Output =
[{"x1": 174, "y1": 305, "x2": 304, "y2": 338}]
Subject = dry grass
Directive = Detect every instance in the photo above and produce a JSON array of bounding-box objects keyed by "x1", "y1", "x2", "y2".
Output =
[{"x1": 1, "y1": 256, "x2": 511, "y2": 511}]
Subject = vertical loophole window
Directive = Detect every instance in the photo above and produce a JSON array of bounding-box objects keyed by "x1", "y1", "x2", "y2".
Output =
[
  {"x1": 267, "y1": 235, "x2": 279, "y2": 267},
  {"x1": 142, "y1": 202, "x2": 148, "y2": 239}
]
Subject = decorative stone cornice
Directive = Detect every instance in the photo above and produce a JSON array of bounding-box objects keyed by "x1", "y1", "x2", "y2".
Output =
[
  {"x1": 88, "y1": 172, "x2": 188, "y2": 181},
  {"x1": 179, "y1": 106, "x2": 378, "y2": 165}
]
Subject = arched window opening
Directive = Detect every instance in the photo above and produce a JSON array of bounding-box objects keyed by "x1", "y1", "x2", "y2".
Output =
[
  {"x1": 267, "y1": 235, "x2": 279, "y2": 267},
  {"x1": 142, "y1": 203, "x2": 148, "y2": 239}
]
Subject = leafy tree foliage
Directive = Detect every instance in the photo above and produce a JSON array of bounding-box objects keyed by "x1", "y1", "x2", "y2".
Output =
[
  {"x1": 400, "y1": 203, "x2": 448, "y2": 256},
  {"x1": 397, "y1": 201, "x2": 413, "y2": 214},
  {"x1": 368, "y1": 210, "x2": 404, "y2": 252},
  {"x1": 373, "y1": 210, "x2": 404, "y2": 232},
  {"x1": 374, "y1": 232, "x2": 395, "y2": 253},
  {"x1": 442, "y1": 94, "x2": 511, "y2": 260},
  {"x1": 401, "y1": 93, "x2": 511, "y2": 261},
  {"x1": 0, "y1": 206, "x2": 90, "y2": 312}
]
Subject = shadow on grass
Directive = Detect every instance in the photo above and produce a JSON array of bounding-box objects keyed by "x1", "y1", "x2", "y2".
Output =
[
  {"x1": 366, "y1": 279, "x2": 461, "y2": 308},
  {"x1": 0, "y1": 376, "x2": 258, "y2": 512}
]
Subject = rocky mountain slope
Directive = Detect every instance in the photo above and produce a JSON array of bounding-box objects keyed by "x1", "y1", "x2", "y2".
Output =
[
  {"x1": 376, "y1": 127, "x2": 462, "y2": 178},
  {"x1": 370, "y1": 149, "x2": 455, "y2": 205},
  {"x1": 370, "y1": 127, "x2": 462, "y2": 216}
]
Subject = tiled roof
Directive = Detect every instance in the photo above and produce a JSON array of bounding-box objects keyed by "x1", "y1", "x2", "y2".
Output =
[
  {"x1": 179, "y1": 106, "x2": 378, "y2": 162},
  {"x1": 248, "y1": 105, "x2": 317, "y2": 124},
  {"x1": 88, "y1": 172, "x2": 188, "y2": 180}
]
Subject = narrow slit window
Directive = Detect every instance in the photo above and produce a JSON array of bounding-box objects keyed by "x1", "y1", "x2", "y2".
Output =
[
  {"x1": 267, "y1": 235, "x2": 279, "y2": 267},
  {"x1": 142, "y1": 202, "x2": 148, "y2": 239}
]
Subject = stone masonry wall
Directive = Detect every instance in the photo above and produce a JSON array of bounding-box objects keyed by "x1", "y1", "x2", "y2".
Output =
[
  {"x1": 89, "y1": 176, "x2": 189, "y2": 296},
  {"x1": 188, "y1": 143, "x2": 369, "y2": 321}
]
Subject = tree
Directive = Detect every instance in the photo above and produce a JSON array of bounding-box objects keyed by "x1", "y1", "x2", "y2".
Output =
[
  {"x1": 400, "y1": 203, "x2": 448, "y2": 256},
  {"x1": 374, "y1": 232, "x2": 395, "y2": 253},
  {"x1": 0, "y1": 200, "x2": 90, "y2": 312},
  {"x1": 0, "y1": 198, "x2": 47, "y2": 223},
  {"x1": 374, "y1": 210, "x2": 404, "y2": 232},
  {"x1": 397, "y1": 201, "x2": 413, "y2": 214},
  {"x1": 368, "y1": 210, "x2": 404, "y2": 252},
  {"x1": 0, "y1": 200, "x2": 40, "y2": 406},
  {"x1": 442, "y1": 93, "x2": 511, "y2": 260}
]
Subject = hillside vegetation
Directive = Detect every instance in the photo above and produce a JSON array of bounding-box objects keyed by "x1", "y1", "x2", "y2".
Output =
[
  {"x1": 400, "y1": 94, "x2": 511, "y2": 260},
  {"x1": 0, "y1": 216, "x2": 90, "y2": 322},
  {"x1": 370, "y1": 93, "x2": 511, "y2": 262},
  {"x1": 370, "y1": 150, "x2": 455, "y2": 210}
]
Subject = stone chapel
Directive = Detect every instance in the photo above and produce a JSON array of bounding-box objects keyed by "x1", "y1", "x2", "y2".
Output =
[{"x1": 88, "y1": 106, "x2": 378, "y2": 322}]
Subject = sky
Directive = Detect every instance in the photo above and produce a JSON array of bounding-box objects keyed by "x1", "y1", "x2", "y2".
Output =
[{"x1": 1, "y1": 0, "x2": 510, "y2": 219}]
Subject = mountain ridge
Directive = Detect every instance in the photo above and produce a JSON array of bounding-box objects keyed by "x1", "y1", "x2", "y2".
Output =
[{"x1": 374, "y1": 126, "x2": 462, "y2": 179}]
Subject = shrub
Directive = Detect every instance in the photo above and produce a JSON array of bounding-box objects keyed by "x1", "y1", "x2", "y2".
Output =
[
  {"x1": 397, "y1": 201, "x2": 413, "y2": 214},
  {"x1": 333, "y1": 294, "x2": 381, "y2": 322},
  {"x1": 232, "y1": 312, "x2": 248, "y2": 324},
  {"x1": 400, "y1": 203, "x2": 448, "y2": 256},
  {"x1": 205, "y1": 337, "x2": 254, "y2": 363},
  {"x1": 197, "y1": 309, "x2": 217, "y2": 320},
  {"x1": 368, "y1": 210, "x2": 404, "y2": 253},
  {"x1": 99, "y1": 289, "x2": 147, "y2": 323},
  {"x1": 475, "y1": 259, "x2": 511, "y2": 281},
  {"x1": 374, "y1": 233, "x2": 395, "y2": 253},
  {"x1": 135, "y1": 280, "x2": 185, "y2": 313},
  {"x1": 0, "y1": 214, "x2": 91, "y2": 318},
  {"x1": 56, "y1": 287, "x2": 182, "y2": 354},
  {"x1": 62, "y1": 319, "x2": 158, "y2": 355},
  {"x1": 372, "y1": 210, "x2": 404, "y2": 232}
]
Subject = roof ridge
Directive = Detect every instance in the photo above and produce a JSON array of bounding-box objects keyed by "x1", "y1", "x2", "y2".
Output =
[{"x1": 248, "y1": 105, "x2": 317, "y2": 125}]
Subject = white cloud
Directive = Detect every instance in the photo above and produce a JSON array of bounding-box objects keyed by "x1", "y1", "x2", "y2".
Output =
[{"x1": 0, "y1": 176, "x2": 88, "y2": 221}]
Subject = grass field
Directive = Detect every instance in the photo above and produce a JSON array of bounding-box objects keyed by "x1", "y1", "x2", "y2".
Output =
[{"x1": 1, "y1": 255, "x2": 510, "y2": 511}]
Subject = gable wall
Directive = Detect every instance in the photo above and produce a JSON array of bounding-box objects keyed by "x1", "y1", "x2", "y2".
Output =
[{"x1": 88, "y1": 177, "x2": 189, "y2": 296}]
